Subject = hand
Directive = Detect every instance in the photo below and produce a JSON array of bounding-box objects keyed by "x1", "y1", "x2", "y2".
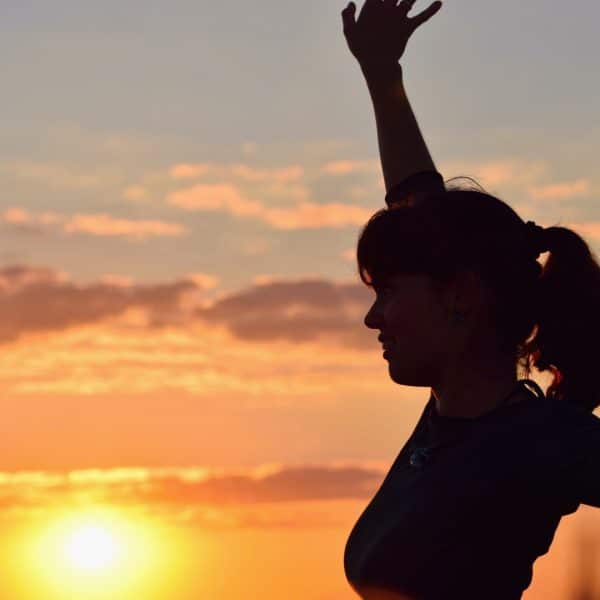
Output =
[{"x1": 341, "y1": 0, "x2": 442, "y2": 72}]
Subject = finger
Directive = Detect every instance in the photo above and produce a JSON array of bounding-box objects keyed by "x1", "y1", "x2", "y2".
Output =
[
  {"x1": 398, "y1": 0, "x2": 417, "y2": 13},
  {"x1": 341, "y1": 2, "x2": 356, "y2": 36},
  {"x1": 409, "y1": 1, "x2": 442, "y2": 30}
]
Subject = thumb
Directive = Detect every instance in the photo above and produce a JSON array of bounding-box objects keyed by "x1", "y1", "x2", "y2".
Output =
[{"x1": 341, "y1": 2, "x2": 356, "y2": 37}]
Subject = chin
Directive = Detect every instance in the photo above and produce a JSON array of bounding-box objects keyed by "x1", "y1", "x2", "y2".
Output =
[{"x1": 388, "y1": 361, "x2": 431, "y2": 387}]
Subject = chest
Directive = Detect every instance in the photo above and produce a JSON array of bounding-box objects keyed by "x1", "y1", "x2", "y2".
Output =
[{"x1": 343, "y1": 431, "x2": 543, "y2": 590}]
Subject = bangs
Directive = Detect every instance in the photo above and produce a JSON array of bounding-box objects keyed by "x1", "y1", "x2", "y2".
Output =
[{"x1": 356, "y1": 205, "x2": 454, "y2": 288}]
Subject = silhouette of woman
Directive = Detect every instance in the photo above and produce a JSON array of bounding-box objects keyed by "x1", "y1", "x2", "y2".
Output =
[{"x1": 340, "y1": 1, "x2": 600, "y2": 598}]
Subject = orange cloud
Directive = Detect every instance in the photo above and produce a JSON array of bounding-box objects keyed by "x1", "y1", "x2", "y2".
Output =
[
  {"x1": 438, "y1": 158, "x2": 548, "y2": 188},
  {"x1": 166, "y1": 184, "x2": 372, "y2": 229},
  {"x1": 262, "y1": 202, "x2": 372, "y2": 230},
  {"x1": 0, "y1": 266, "x2": 393, "y2": 404},
  {"x1": 1, "y1": 207, "x2": 187, "y2": 241},
  {"x1": 320, "y1": 160, "x2": 380, "y2": 176},
  {"x1": 166, "y1": 184, "x2": 263, "y2": 216},
  {"x1": 560, "y1": 221, "x2": 600, "y2": 243},
  {"x1": 528, "y1": 178, "x2": 591, "y2": 200},
  {"x1": 63, "y1": 213, "x2": 187, "y2": 240},
  {"x1": 1, "y1": 207, "x2": 63, "y2": 233},
  {"x1": 0, "y1": 463, "x2": 384, "y2": 524},
  {"x1": 169, "y1": 163, "x2": 213, "y2": 179},
  {"x1": 169, "y1": 162, "x2": 304, "y2": 183},
  {"x1": 229, "y1": 164, "x2": 304, "y2": 183}
]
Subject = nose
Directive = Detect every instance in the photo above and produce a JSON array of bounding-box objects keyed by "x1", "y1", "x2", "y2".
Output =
[{"x1": 363, "y1": 301, "x2": 381, "y2": 330}]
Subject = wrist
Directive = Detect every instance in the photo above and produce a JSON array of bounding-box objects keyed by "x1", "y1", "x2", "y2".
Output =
[{"x1": 360, "y1": 61, "x2": 403, "y2": 83}]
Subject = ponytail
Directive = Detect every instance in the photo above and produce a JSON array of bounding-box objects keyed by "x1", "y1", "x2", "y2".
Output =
[{"x1": 521, "y1": 225, "x2": 600, "y2": 412}]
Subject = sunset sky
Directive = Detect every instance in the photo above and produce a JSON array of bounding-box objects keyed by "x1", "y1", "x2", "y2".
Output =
[{"x1": 1, "y1": 1, "x2": 600, "y2": 598}]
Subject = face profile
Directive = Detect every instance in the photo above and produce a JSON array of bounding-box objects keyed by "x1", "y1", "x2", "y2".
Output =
[{"x1": 363, "y1": 272, "x2": 451, "y2": 387}]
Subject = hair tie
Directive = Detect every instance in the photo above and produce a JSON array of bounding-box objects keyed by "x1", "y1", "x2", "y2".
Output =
[{"x1": 524, "y1": 221, "x2": 549, "y2": 259}]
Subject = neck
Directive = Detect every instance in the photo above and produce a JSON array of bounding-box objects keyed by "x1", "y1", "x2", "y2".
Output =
[{"x1": 431, "y1": 352, "x2": 526, "y2": 418}]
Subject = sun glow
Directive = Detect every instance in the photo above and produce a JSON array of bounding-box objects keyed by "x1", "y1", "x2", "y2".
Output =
[
  {"x1": 63, "y1": 523, "x2": 120, "y2": 571},
  {"x1": 27, "y1": 506, "x2": 167, "y2": 598}
]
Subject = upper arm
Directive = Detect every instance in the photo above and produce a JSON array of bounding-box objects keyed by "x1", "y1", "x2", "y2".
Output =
[{"x1": 562, "y1": 410, "x2": 600, "y2": 508}]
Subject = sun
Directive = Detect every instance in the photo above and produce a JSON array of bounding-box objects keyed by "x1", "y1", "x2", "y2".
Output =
[
  {"x1": 63, "y1": 523, "x2": 120, "y2": 571},
  {"x1": 27, "y1": 505, "x2": 166, "y2": 598}
]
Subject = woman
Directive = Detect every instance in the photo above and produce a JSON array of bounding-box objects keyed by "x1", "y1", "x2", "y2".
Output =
[{"x1": 340, "y1": 1, "x2": 600, "y2": 599}]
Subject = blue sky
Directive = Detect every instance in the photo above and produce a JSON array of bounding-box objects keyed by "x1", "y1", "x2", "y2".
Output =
[{"x1": 0, "y1": 0, "x2": 598, "y2": 293}]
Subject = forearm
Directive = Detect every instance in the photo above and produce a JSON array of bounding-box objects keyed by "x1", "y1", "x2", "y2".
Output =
[{"x1": 361, "y1": 63, "x2": 438, "y2": 195}]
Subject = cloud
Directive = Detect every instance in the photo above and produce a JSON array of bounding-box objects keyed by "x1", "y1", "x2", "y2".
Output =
[
  {"x1": 195, "y1": 278, "x2": 371, "y2": 345},
  {"x1": 439, "y1": 158, "x2": 548, "y2": 188},
  {"x1": 320, "y1": 160, "x2": 380, "y2": 176},
  {"x1": 169, "y1": 164, "x2": 213, "y2": 179},
  {"x1": 0, "y1": 207, "x2": 62, "y2": 234},
  {"x1": 230, "y1": 164, "x2": 304, "y2": 183},
  {"x1": 261, "y1": 202, "x2": 372, "y2": 230},
  {"x1": 182, "y1": 273, "x2": 220, "y2": 290},
  {"x1": 166, "y1": 184, "x2": 372, "y2": 229},
  {"x1": 166, "y1": 184, "x2": 263, "y2": 216},
  {"x1": 1, "y1": 207, "x2": 187, "y2": 241},
  {"x1": 0, "y1": 265, "x2": 69, "y2": 293},
  {"x1": 169, "y1": 162, "x2": 304, "y2": 183},
  {"x1": 0, "y1": 265, "x2": 205, "y2": 343},
  {"x1": 0, "y1": 267, "x2": 384, "y2": 397},
  {"x1": 0, "y1": 266, "x2": 373, "y2": 346},
  {"x1": 0, "y1": 462, "x2": 384, "y2": 527},
  {"x1": 162, "y1": 159, "x2": 383, "y2": 229},
  {"x1": 528, "y1": 179, "x2": 591, "y2": 200},
  {"x1": 63, "y1": 213, "x2": 187, "y2": 240},
  {"x1": 561, "y1": 221, "x2": 600, "y2": 244}
]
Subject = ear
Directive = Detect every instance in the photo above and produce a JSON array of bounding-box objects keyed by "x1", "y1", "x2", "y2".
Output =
[{"x1": 444, "y1": 269, "x2": 485, "y2": 320}]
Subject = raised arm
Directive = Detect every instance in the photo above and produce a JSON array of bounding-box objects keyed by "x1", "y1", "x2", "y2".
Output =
[{"x1": 341, "y1": 0, "x2": 444, "y2": 205}]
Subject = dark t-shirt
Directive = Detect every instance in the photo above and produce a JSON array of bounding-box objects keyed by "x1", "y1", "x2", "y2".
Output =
[{"x1": 343, "y1": 381, "x2": 600, "y2": 599}]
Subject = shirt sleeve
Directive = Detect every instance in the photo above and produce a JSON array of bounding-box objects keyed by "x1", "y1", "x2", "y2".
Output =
[
  {"x1": 565, "y1": 409, "x2": 600, "y2": 508},
  {"x1": 384, "y1": 170, "x2": 445, "y2": 209}
]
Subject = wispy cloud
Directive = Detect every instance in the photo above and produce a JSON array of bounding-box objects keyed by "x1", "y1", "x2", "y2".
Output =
[
  {"x1": 528, "y1": 178, "x2": 591, "y2": 200},
  {"x1": 166, "y1": 184, "x2": 372, "y2": 229},
  {"x1": 169, "y1": 162, "x2": 304, "y2": 183},
  {"x1": 320, "y1": 160, "x2": 380, "y2": 176},
  {"x1": 64, "y1": 213, "x2": 186, "y2": 239},
  {"x1": 439, "y1": 157, "x2": 548, "y2": 188},
  {"x1": 166, "y1": 184, "x2": 263, "y2": 216},
  {"x1": 1, "y1": 207, "x2": 187, "y2": 241}
]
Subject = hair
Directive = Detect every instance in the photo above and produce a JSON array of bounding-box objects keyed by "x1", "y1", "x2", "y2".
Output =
[{"x1": 356, "y1": 177, "x2": 600, "y2": 413}]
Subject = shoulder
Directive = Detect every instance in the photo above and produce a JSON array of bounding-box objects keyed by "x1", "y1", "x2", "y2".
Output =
[
  {"x1": 543, "y1": 396, "x2": 600, "y2": 429},
  {"x1": 531, "y1": 397, "x2": 600, "y2": 455}
]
